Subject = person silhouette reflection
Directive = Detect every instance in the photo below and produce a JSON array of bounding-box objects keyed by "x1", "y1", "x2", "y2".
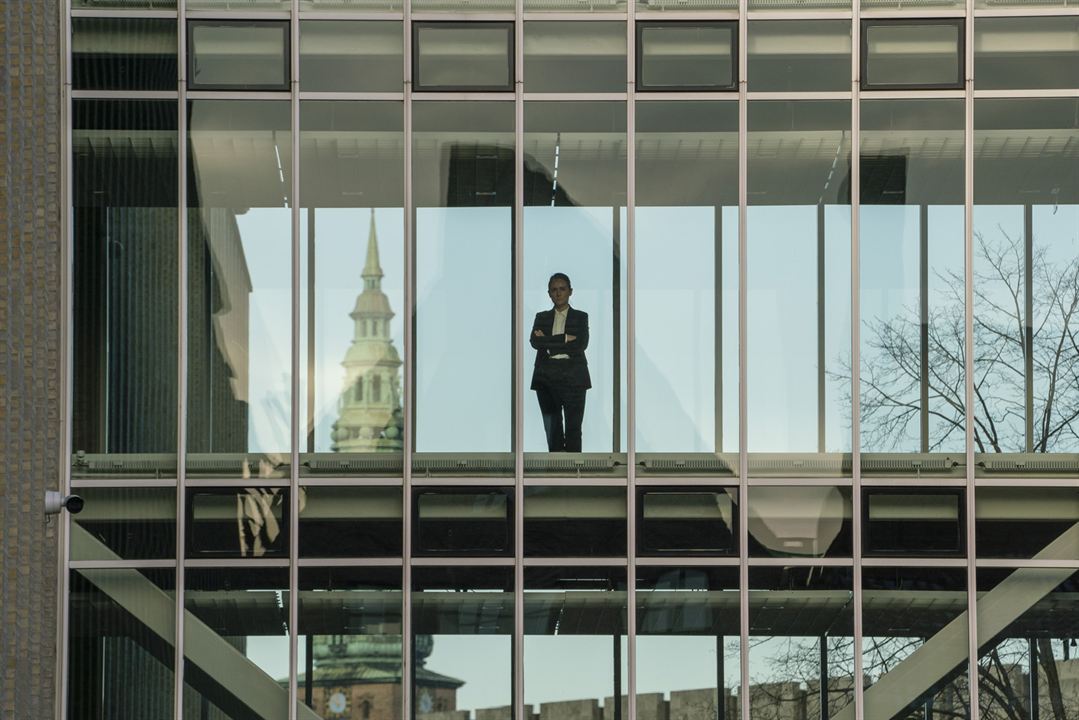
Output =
[{"x1": 530, "y1": 273, "x2": 591, "y2": 453}]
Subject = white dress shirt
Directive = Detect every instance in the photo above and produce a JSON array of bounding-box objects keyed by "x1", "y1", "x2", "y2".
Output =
[{"x1": 550, "y1": 307, "x2": 570, "y2": 360}]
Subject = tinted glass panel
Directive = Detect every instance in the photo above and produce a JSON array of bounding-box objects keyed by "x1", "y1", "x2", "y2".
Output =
[
  {"x1": 524, "y1": 568, "x2": 627, "y2": 714},
  {"x1": 748, "y1": 567, "x2": 855, "y2": 720},
  {"x1": 748, "y1": 486, "x2": 852, "y2": 558},
  {"x1": 748, "y1": 20, "x2": 850, "y2": 92},
  {"x1": 72, "y1": 99, "x2": 178, "y2": 479},
  {"x1": 299, "y1": 102, "x2": 405, "y2": 478},
  {"x1": 637, "y1": 568, "x2": 741, "y2": 720},
  {"x1": 863, "y1": 22, "x2": 963, "y2": 89},
  {"x1": 635, "y1": 101, "x2": 738, "y2": 474},
  {"x1": 72, "y1": 18, "x2": 177, "y2": 91},
  {"x1": 523, "y1": 101, "x2": 627, "y2": 473},
  {"x1": 186, "y1": 488, "x2": 289, "y2": 559},
  {"x1": 747, "y1": 100, "x2": 852, "y2": 476},
  {"x1": 524, "y1": 486, "x2": 626, "y2": 557},
  {"x1": 862, "y1": 567, "x2": 969, "y2": 719},
  {"x1": 298, "y1": 568, "x2": 402, "y2": 720},
  {"x1": 973, "y1": 99, "x2": 1079, "y2": 475},
  {"x1": 300, "y1": 22, "x2": 403, "y2": 93},
  {"x1": 414, "y1": 23, "x2": 513, "y2": 92},
  {"x1": 188, "y1": 22, "x2": 289, "y2": 90},
  {"x1": 638, "y1": 23, "x2": 735, "y2": 91},
  {"x1": 977, "y1": 569, "x2": 1079, "y2": 720},
  {"x1": 413, "y1": 488, "x2": 513, "y2": 556},
  {"x1": 184, "y1": 568, "x2": 291, "y2": 720},
  {"x1": 299, "y1": 486, "x2": 403, "y2": 557},
  {"x1": 975, "y1": 17, "x2": 1079, "y2": 91},
  {"x1": 69, "y1": 569, "x2": 175, "y2": 720},
  {"x1": 525, "y1": 22, "x2": 626, "y2": 93},
  {"x1": 864, "y1": 489, "x2": 963, "y2": 557},
  {"x1": 859, "y1": 99, "x2": 966, "y2": 476},
  {"x1": 637, "y1": 488, "x2": 737, "y2": 556},
  {"x1": 71, "y1": 487, "x2": 176, "y2": 560},
  {"x1": 412, "y1": 102, "x2": 514, "y2": 474},
  {"x1": 186, "y1": 100, "x2": 292, "y2": 478},
  {"x1": 412, "y1": 568, "x2": 513, "y2": 720},
  {"x1": 975, "y1": 487, "x2": 1079, "y2": 559}
]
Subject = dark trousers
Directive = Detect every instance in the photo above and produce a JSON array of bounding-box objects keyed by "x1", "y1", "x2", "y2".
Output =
[{"x1": 535, "y1": 381, "x2": 587, "y2": 452}]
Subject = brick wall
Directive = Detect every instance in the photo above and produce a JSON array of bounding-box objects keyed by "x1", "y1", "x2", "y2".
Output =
[{"x1": 0, "y1": 0, "x2": 63, "y2": 719}]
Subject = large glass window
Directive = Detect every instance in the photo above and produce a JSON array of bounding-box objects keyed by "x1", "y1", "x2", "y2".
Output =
[
  {"x1": 524, "y1": 567, "x2": 627, "y2": 716},
  {"x1": 747, "y1": 20, "x2": 851, "y2": 92},
  {"x1": 973, "y1": 99, "x2": 1079, "y2": 476},
  {"x1": 636, "y1": 23, "x2": 736, "y2": 92},
  {"x1": 977, "y1": 569, "x2": 1079, "y2": 720},
  {"x1": 69, "y1": 569, "x2": 175, "y2": 720},
  {"x1": 747, "y1": 100, "x2": 852, "y2": 476},
  {"x1": 974, "y1": 17, "x2": 1079, "y2": 91},
  {"x1": 748, "y1": 486, "x2": 852, "y2": 558},
  {"x1": 412, "y1": 101, "x2": 514, "y2": 475},
  {"x1": 71, "y1": 487, "x2": 176, "y2": 561},
  {"x1": 748, "y1": 567, "x2": 855, "y2": 720},
  {"x1": 412, "y1": 567, "x2": 514, "y2": 720},
  {"x1": 183, "y1": 568, "x2": 292, "y2": 719},
  {"x1": 72, "y1": 99, "x2": 178, "y2": 479},
  {"x1": 300, "y1": 101, "x2": 405, "y2": 477},
  {"x1": 413, "y1": 23, "x2": 514, "y2": 92},
  {"x1": 861, "y1": 20, "x2": 964, "y2": 90},
  {"x1": 72, "y1": 17, "x2": 177, "y2": 91},
  {"x1": 525, "y1": 22, "x2": 626, "y2": 93},
  {"x1": 187, "y1": 100, "x2": 292, "y2": 479},
  {"x1": 298, "y1": 567, "x2": 402, "y2": 720},
  {"x1": 299, "y1": 22, "x2": 403, "y2": 93},
  {"x1": 860, "y1": 99, "x2": 966, "y2": 477},
  {"x1": 187, "y1": 21, "x2": 290, "y2": 91},
  {"x1": 523, "y1": 101, "x2": 627, "y2": 472},
  {"x1": 976, "y1": 487, "x2": 1079, "y2": 559},
  {"x1": 637, "y1": 568, "x2": 740, "y2": 720},
  {"x1": 862, "y1": 567, "x2": 969, "y2": 719},
  {"x1": 635, "y1": 101, "x2": 738, "y2": 476}
]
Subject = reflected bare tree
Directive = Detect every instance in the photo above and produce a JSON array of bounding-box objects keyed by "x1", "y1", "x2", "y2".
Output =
[{"x1": 851, "y1": 227, "x2": 1079, "y2": 454}]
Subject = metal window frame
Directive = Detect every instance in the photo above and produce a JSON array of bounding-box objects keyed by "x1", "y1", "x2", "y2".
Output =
[
  {"x1": 634, "y1": 20, "x2": 739, "y2": 92},
  {"x1": 860, "y1": 17, "x2": 966, "y2": 91},
  {"x1": 410, "y1": 485, "x2": 516, "y2": 557},
  {"x1": 635, "y1": 485, "x2": 740, "y2": 557},
  {"x1": 411, "y1": 20, "x2": 516, "y2": 92},
  {"x1": 186, "y1": 18, "x2": 292, "y2": 91}
]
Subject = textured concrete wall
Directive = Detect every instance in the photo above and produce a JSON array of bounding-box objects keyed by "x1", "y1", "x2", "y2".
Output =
[{"x1": 0, "y1": 0, "x2": 63, "y2": 718}]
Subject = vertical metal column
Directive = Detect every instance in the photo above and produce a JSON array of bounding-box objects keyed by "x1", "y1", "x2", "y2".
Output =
[
  {"x1": 963, "y1": 3, "x2": 981, "y2": 717},
  {"x1": 716, "y1": 208, "x2": 724, "y2": 453},
  {"x1": 57, "y1": 0, "x2": 74, "y2": 717},
  {"x1": 737, "y1": 0, "x2": 750, "y2": 717},
  {"x1": 920, "y1": 204, "x2": 930, "y2": 453},
  {"x1": 626, "y1": 5, "x2": 638, "y2": 717},
  {"x1": 402, "y1": 2, "x2": 416, "y2": 719},
  {"x1": 850, "y1": 5, "x2": 864, "y2": 720},
  {"x1": 175, "y1": 3, "x2": 190, "y2": 719},
  {"x1": 289, "y1": 1, "x2": 301, "y2": 718},
  {"x1": 818, "y1": 202, "x2": 827, "y2": 454},
  {"x1": 513, "y1": 2, "x2": 525, "y2": 719},
  {"x1": 1024, "y1": 203, "x2": 1034, "y2": 452}
]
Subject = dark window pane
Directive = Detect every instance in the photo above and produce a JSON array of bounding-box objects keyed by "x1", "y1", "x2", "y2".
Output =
[
  {"x1": 748, "y1": 486, "x2": 852, "y2": 558},
  {"x1": 524, "y1": 22, "x2": 625, "y2": 93},
  {"x1": 975, "y1": 17, "x2": 1079, "y2": 91},
  {"x1": 864, "y1": 489, "x2": 964, "y2": 556},
  {"x1": 976, "y1": 487, "x2": 1079, "y2": 559},
  {"x1": 638, "y1": 23, "x2": 736, "y2": 91},
  {"x1": 188, "y1": 21, "x2": 289, "y2": 91},
  {"x1": 186, "y1": 487, "x2": 289, "y2": 558},
  {"x1": 72, "y1": 99, "x2": 178, "y2": 478},
  {"x1": 413, "y1": 487, "x2": 513, "y2": 556},
  {"x1": 524, "y1": 486, "x2": 626, "y2": 556},
  {"x1": 72, "y1": 18, "x2": 177, "y2": 91},
  {"x1": 863, "y1": 21, "x2": 963, "y2": 89},
  {"x1": 637, "y1": 487, "x2": 737, "y2": 556},
  {"x1": 299, "y1": 486, "x2": 402, "y2": 557},
  {"x1": 72, "y1": 487, "x2": 176, "y2": 560},
  {"x1": 69, "y1": 569, "x2": 175, "y2": 720},
  {"x1": 300, "y1": 21, "x2": 403, "y2": 93},
  {"x1": 414, "y1": 23, "x2": 513, "y2": 92}
]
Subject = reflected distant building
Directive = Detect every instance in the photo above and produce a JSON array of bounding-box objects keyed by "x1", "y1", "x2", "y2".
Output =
[
  {"x1": 289, "y1": 635, "x2": 462, "y2": 720},
  {"x1": 331, "y1": 210, "x2": 404, "y2": 454}
]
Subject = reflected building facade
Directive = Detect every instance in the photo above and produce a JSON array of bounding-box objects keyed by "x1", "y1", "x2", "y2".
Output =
[{"x1": 55, "y1": 6, "x2": 1079, "y2": 720}]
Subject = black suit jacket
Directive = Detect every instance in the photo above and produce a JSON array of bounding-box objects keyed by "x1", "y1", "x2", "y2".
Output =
[{"x1": 530, "y1": 307, "x2": 591, "y2": 390}]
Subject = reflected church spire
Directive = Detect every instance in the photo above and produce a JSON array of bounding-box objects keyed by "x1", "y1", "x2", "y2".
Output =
[{"x1": 330, "y1": 210, "x2": 404, "y2": 453}]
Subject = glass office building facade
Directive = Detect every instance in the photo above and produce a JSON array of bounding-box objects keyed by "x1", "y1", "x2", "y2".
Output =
[{"x1": 62, "y1": 1, "x2": 1079, "y2": 720}]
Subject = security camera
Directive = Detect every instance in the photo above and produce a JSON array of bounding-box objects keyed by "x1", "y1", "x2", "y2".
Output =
[{"x1": 45, "y1": 491, "x2": 84, "y2": 515}]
